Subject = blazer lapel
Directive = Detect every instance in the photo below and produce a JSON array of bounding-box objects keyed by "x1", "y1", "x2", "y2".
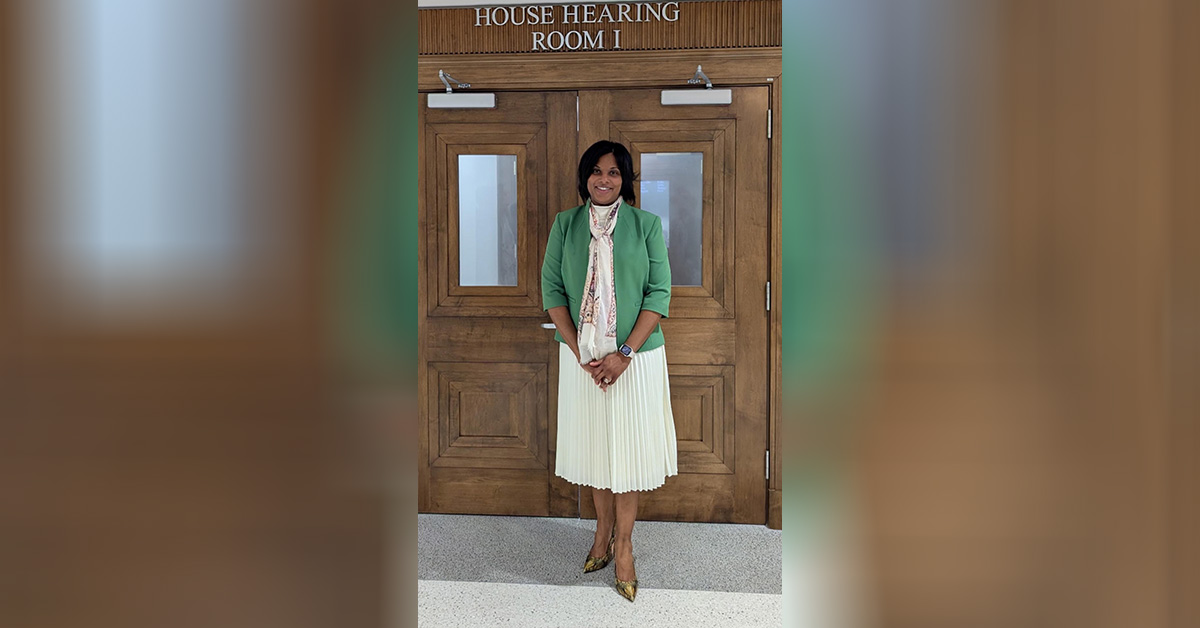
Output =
[
  {"x1": 612, "y1": 200, "x2": 635, "y2": 300},
  {"x1": 613, "y1": 199, "x2": 635, "y2": 244},
  {"x1": 570, "y1": 205, "x2": 592, "y2": 296}
]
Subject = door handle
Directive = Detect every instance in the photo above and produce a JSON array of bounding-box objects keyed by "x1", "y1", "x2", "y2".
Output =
[{"x1": 541, "y1": 323, "x2": 556, "y2": 329}]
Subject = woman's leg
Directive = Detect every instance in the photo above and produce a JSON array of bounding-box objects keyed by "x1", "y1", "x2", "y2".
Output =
[
  {"x1": 613, "y1": 490, "x2": 639, "y2": 581},
  {"x1": 590, "y1": 487, "x2": 615, "y2": 557}
]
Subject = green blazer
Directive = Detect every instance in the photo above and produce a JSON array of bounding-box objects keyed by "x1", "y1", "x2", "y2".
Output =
[{"x1": 541, "y1": 201, "x2": 671, "y2": 352}]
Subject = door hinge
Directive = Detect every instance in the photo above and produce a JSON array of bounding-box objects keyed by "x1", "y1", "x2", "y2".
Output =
[
  {"x1": 766, "y1": 450, "x2": 770, "y2": 480},
  {"x1": 767, "y1": 108, "x2": 772, "y2": 139},
  {"x1": 766, "y1": 281, "x2": 771, "y2": 311}
]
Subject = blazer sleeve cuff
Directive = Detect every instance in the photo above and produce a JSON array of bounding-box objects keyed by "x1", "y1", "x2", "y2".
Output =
[{"x1": 640, "y1": 299, "x2": 669, "y2": 318}]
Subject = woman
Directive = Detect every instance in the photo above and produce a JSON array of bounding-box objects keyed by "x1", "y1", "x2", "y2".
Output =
[{"x1": 541, "y1": 140, "x2": 677, "y2": 603}]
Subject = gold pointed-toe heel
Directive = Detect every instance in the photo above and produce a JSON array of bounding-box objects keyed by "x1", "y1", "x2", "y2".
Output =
[
  {"x1": 614, "y1": 557, "x2": 638, "y2": 602},
  {"x1": 583, "y1": 532, "x2": 615, "y2": 573}
]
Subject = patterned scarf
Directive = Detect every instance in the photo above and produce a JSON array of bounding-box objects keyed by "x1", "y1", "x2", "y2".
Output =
[{"x1": 577, "y1": 197, "x2": 622, "y2": 364}]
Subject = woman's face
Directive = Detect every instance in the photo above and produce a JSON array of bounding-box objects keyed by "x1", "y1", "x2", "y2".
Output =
[{"x1": 588, "y1": 153, "x2": 622, "y2": 206}]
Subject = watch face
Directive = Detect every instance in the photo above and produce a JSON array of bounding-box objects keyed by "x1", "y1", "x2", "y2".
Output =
[{"x1": 620, "y1": 345, "x2": 631, "y2": 356}]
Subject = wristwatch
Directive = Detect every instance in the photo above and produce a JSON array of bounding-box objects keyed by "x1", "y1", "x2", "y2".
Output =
[{"x1": 618, "y1": 343, "x2": 635, "y2": 358}]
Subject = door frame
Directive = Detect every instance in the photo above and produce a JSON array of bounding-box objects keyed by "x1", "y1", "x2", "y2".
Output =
[{"x1": 418, "y1": 48, "x2": 783, "y2": 529}]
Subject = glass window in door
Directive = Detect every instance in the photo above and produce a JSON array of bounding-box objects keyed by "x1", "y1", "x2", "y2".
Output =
[
  {"x1": 639, "y1": 152, "x2": 703, "y2": 287},
  {"x1": 458, "y1": 154, "x2": 519, "y2": 287}
]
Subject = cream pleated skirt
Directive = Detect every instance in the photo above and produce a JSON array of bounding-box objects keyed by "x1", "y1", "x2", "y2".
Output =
[{"x1": 554, "y1": 342, "x2": 678, "y2": 493}]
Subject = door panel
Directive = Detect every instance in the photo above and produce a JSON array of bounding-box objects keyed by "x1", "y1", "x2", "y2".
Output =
[
  {"x1": 578, "y1": 87, "x2": 771, "y2": 524},
  {"x1": 429, "y1": 361, "x2": 547, "y2": 470},
  {"x1": 419, "y1": 91, "x2": 578, "y2": 517},
  {"x1": 610, "y1": 119, "x2": 736, "y2": 318},
  {"x1": 428, "y1": 127, "x2": 545, "y2": 315}
]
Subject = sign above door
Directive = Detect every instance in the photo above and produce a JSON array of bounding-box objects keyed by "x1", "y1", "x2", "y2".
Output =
[{"x1": 418, "y1": 0, "x2": 781, "y2": 55}]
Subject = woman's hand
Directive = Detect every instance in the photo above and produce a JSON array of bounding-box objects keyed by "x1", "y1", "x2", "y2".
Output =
[
  {"x1": 574, "y1": 349, "x2": 607, "y2": 381},
  {"x1": 589, "y1": 353, "x2": 631, "y2": 392},
  {"x1": 580, "y1": 360, "x2": 602, "y2": 379}
]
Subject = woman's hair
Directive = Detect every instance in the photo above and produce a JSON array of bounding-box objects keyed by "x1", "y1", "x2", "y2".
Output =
[{"x1": 577, "y1": 140, "x2": 638, "y2": 205}]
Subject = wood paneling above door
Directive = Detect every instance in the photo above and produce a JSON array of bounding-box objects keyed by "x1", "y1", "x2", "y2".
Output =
[
  {"x1": 417, "y1": 48, "x2": 780, "y2": 93},
  {"x1": 418, "y1": 0, "x2": 781, "y2": 56}
]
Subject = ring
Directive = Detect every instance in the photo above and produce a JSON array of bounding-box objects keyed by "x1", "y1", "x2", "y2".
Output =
[{"x1": 603, "y1": 377, "x2": 612, "y2": 384}]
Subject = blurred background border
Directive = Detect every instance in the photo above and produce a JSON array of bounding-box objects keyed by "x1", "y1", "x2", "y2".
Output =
[{"x1": 1, "y1": 1, "x2": 1197, "y2": 627}]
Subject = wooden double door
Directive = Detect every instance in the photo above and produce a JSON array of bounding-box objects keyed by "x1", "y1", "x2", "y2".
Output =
[{"x1": 418, "y1": 87, "x2": 770, "y2": 524}]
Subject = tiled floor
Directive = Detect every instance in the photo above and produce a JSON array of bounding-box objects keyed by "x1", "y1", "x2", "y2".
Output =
[{"x1": 417, "y1": 513, "x2": 782, "y2": 627}]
